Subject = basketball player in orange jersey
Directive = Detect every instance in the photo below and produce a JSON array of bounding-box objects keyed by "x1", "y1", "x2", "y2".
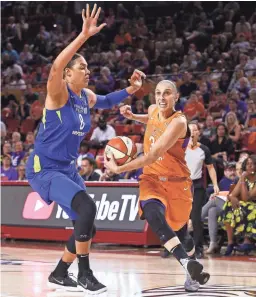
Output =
[{"x1": 105, "y1": 80, "x2": 210, "y2": 292}]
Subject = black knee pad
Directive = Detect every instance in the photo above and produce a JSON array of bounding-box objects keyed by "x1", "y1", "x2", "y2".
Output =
[
  {"x1": 143, "y1": 201, "x2": 176, "y2": 244},
  {"x1": 71, "y1": 190, "x2": 97, "y2": 242}
]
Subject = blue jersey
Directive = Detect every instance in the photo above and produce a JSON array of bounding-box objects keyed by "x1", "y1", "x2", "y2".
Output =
[{"x1": 34, "y1": 86, "x2": 91, "y2": 163}]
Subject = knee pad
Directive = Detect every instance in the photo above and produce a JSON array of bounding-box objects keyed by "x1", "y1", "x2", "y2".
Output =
[
  {"x1": 143, "y1": 201, "x2": 175, "y2": 244},
  {"x1": 71, "y1": 190, "x2": 97, "y2": 242}
]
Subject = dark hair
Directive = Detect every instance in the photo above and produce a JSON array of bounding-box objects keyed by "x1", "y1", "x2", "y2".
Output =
[
  {"x1": 63, "y1": 53, "x2": 83, "y2": 78},
  {"x1": 82, "y1": 157, "x2": 96, "y2": 168},
  {"x1": 65, "y1": 53, "x2": 82, "y2": 69},
  {"x1": 216, "y1": 123, "x2": 228, "y2": 137},
  {"x1": 242, "y1": 154, "x2": 256, "y2": 171}
]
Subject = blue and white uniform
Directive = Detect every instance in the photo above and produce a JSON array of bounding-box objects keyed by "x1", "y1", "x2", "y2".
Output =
[{"x1": 26, "y1": 86, "x2": 91, "y2": 219}]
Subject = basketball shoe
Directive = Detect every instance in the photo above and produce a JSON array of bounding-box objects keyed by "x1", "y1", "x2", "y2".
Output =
[
  {"x1": 78, "y1": 269, "x2": 107, "y2": 295},
  {"x1": 47, "y1": 272, "x2": 82, "y2": 291},
  {"x1": 184, "y1": 270, "x2": 200, "y2": 292},
  {"x1": 181, "y1": 259, "x2": 210, "y2": 285}
]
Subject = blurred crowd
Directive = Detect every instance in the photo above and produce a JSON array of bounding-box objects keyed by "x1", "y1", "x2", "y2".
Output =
[
  {"x1": 1, "y1": 1, "x2": 256, "y2": 256},
  {"x1": 1, "y1": 1, "x2": 256, "y2": 180}
]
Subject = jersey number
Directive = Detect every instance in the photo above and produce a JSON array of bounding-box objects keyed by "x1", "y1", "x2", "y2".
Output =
[{"x1": 79, "y1": 114, "x2": 85, "y2": 130}]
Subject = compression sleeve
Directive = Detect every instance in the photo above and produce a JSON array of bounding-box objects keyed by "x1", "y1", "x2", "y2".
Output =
[{"x1": 94, "y1": 89, "x2": 130, "y2": 109}]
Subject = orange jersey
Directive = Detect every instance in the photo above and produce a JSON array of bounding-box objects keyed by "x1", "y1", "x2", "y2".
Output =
[{"x1": 143, "y1": 108, "x2": 190, "y2": 178}]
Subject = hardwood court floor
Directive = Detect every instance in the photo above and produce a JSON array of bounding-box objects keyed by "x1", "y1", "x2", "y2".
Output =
[{"x1": 1, "y1": 242, "x2": 256, "y2": 297}]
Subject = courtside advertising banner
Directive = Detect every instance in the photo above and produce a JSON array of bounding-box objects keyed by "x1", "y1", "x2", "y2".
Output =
[{"x1": 2, "y1": 185, "x2": 145, "y2": 232}]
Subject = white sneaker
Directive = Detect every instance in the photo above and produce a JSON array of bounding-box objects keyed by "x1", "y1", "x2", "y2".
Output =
[
  {"x1": 181, "y1": 258, "x2": 210, "y2": 285},
  {"x1": 184, "y1": 271, "x2": 200, "y2": 292}
]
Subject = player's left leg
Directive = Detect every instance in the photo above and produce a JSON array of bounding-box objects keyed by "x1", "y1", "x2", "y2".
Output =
[
  {"x1": 176, "y1": 224, "x2": 200, "y2": 292},
  {"x1": 142, "y1": 200, "x2": 210, "y2": 285},
  {"x1": 48, "y1": 215, "x2": 97, "y2": 291}
]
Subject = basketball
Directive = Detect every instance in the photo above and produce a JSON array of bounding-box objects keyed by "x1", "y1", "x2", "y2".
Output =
[{"x1": 105, "y1": 136, "x2": 137, "y2": 166}]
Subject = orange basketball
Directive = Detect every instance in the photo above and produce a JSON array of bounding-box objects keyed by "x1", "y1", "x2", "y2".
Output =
[{"x1": 105, "y1": 136, "x2": 137, "y2": 166}]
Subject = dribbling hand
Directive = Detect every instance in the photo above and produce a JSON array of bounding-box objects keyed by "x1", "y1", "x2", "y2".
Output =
[
  {"x1": 81, "y1": 4, "x2": 106, "y2": 38},
  {"x1": 120, "y1": 105, "x2": 134, "y2": 120},
  {"x1": 104, "y1": 152, "x2": 119, "y2": 174}
]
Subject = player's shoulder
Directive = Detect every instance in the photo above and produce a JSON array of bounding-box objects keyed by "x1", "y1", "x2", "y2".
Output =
[
  {"x1": 148, "y1": 104, "x2": 157, "y2": 117},
  {"x1": 199, "y1": 143, "x2": 211, "y2": 154},
  {"x1": 83, "y1": 88, "x2": 96, "y2": 107}
]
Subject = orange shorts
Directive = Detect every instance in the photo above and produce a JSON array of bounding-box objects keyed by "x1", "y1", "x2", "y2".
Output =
[{"x1": 139, "y1": 174, "x2": 193, "y2": 231}]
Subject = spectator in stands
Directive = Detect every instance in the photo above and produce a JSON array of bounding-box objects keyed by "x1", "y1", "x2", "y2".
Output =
[
  {"x1": 80, "y1": 157, "x2": 100, "y2": 181},
  {"x1": 24, "y1": 84, "x2": 38, "y2": 104},
  {"x1": 19, "y1": 44, "x2": 33, "y2": 65},
  {"x1": 225, "y1": 112, "x2": 242, "y2": 147},
  {"x1": 201, "y1": 115, "x2": 216, "y2": 141},
  {"x1": 202, "y1": 161, "x2": 238, "y2": 254},
  {"x1": 100, "y1": 168, "x2": 121, "y2": 181},
  {"x1": 95, "y1": 67, "x2": 115, "y2": 94},
  {"x1": 237, "y1": 77, "x2": 251, "y2": 101},
  {"x1": 11, "y1": 141, "x2": 25, "y2": 167},
  {"x1": 90, "y1": 116, "x2": 116, "y2": 149},
  {"x1": 1, "y1": 121, "x2": 7, "y2": 141},
  {"x1": 17, "y1": 95, "x2": 30, "y2": 120},
  {"x1": 3, "y1": 59, "x2": 23, "y2": 77},
  {"x1": 3, "y1": 43, "x2": 19, "y2": 62},
  {"x1": 77, "y1": 143, "x2": 95, "y2": 167},
  {"x1": 219, "y1": 72, "x2": 231, "y2": 93},
  {"x1": 210, "y1": 123, "x2": 235, "y2": 162},
  {"x1": 218, "y1": 155, "x2": 256, "y2": 255},
  {"x1": 11, "y1": 132, "x2": 21, "y2": 148},
  {"x1": 223, "y1": 97, "x2": 247, "y2": 124},
  {"x1": 23, "y1": 132, "x2": 35, "y2": 152},
  {"x1": 17, "y1": 163, "x2": 27, "y2": 181},
  {"x1": 183, "y1": 92, "x2": 205, "y2": 121},
  {"x1": 114, "y1": 26, "x2": 132, "y2": 48},
  {"x1": 235, "y1": 16, "x2": 251, "y2": 38},
  {"x1": 132, "y1": 49, "x2": 149, "y2": 73},
  {"x1": 208, "y1": 91, "x2": 226, "y2": 120},
  {"x1": 179, "y1": 72, "x2": 197, "y2": 97},
  {"x1": 8, "y1": 73, "x2": 26, "y2": 90},
  {"x1": 245, "y1": 98, "x2": 256, "y2": 131},
  {"x1": 1, "y1": 154, "x2": 18, "y2": 181},
  {"x1": 2, "y1": 142, "x2": 12, "y2": 157}
]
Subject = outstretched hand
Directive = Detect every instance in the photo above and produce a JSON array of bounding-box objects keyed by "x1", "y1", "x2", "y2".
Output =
[
  {"x1": 81, "y1": 4, "x2": 106, "y2": 38},
  {"x1": 128, "y1": 69, "x2": 146, "y2": 89}
]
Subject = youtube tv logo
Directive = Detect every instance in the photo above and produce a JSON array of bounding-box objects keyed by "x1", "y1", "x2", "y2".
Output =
[{"x1": 23, "y1": 192, "x2": 54, "y2": 220}]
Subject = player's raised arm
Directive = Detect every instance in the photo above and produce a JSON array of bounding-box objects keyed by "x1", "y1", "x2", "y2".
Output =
[
  {"x1": 86, "y1": 69, "x2": 146, "y2": 109},
  {"x1": 47, "y1": 4, "x2": 106, "y2": 99}
]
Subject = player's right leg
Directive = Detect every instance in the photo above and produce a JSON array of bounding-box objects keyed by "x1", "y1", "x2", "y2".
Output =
[
  {"x1": 28, "y1": 171, "x2": 106, "y2": 294},
  {"x1": 141, "y1": 200, "x2": 210, "y2": 285},
  {"x1": 49, "y1": 176, "x2": 107, "y2": 294}
]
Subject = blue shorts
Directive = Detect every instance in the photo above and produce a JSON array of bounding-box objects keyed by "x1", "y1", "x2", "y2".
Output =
[{"x1": 26, "y1": 155, "x2": 86, "y2": 220}]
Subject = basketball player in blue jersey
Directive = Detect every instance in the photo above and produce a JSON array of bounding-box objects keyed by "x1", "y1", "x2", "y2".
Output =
[{"x1": 26, "y1": 4, "x2": 145, "y2": 294}]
